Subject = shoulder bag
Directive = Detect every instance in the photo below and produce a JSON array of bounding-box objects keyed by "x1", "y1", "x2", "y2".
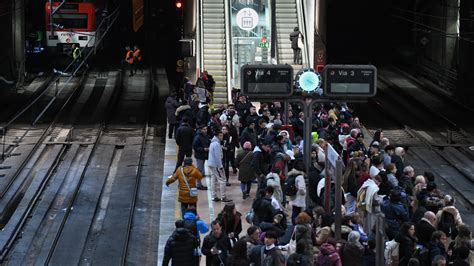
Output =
[{"x1": 181, "y1": 167, "x2": 198, "y2": 197}]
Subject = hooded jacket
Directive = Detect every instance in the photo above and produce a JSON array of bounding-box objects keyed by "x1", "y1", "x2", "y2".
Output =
[
  {"x1": 183, "y1": 211, "x2": 209, "y2": 237},
  {"x1": 435, "y1": 205, "x2": 462, "y2": 227},
  {"x1": 162, "y1": 228, "x2": 199, "y2": 266},
  {"x1": 358, "y1": 179, "x2": 380, "y2": 213},
  {"x1": 316, "y1": 243, "x2": 342, "y2": 266},
  {"x1": 208, "y1": 136, "x2": 223, "y2": 168}
]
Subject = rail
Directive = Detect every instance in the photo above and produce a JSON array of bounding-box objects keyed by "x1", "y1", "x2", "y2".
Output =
[
  {"x1": 224, "y1": 0, "x2": 232, "y2": 103},
  {"x1": 296, "y1": 0, "x2": 310, "y2": 67},
  {"x1": 197, "y1": 0, "x2": 204, "y2": 73}
]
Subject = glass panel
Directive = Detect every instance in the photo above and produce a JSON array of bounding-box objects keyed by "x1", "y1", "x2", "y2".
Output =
[
  {"x1": 231, "y1": 0, "x2": 272, "y2": 89},
  {"x1": 53, "y1": 13, "x2": 88, "y2": 29}
]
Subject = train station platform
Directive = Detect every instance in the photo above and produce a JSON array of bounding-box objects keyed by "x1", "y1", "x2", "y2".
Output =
[{"x1": 157, "y1": 134, "x2": 254, "y2": 265}]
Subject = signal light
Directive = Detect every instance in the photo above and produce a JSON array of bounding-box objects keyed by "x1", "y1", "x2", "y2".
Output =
[{"x1": 176, "y1": 1, "x2": 183, "y2": 9}]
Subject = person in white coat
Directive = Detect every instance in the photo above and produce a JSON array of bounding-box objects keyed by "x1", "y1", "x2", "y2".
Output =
[{"x1": 288, "y1": 168, "x2": 306, "y2": 225}]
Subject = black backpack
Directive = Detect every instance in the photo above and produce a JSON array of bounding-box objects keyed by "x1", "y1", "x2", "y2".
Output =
[
  {"x1": 284, "y1": 175, "x2": 298, "y2": 196},
  {"x1": 438, "y1": 211, "x2": 458, "y2": 238}
]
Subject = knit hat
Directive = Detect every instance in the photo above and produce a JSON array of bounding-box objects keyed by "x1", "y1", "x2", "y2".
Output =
[{"x1": 243, "y1": 141, "x2": 252, "y2": 150}]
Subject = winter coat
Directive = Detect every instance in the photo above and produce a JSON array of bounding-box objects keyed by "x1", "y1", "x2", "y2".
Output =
[
  {"x1": 415, "y1": 218, "x2": 436, "y2": 247},
  {"x1": 195, "y1": 106, "x2": 210, "y2": 127},
  {"x1": 381, "y1": 200, "x2": 409, "y2": 239},
  {"x1": 252, "y1": 197, "x2": 276, "y2": 226},
  {"x1": 166, "y1": 165, "x2": 203, "y2": 204},
  {"x1": 165, "y1": 96, "x2": 180, "y2": 124},
  {"x1": 252, "y1": 146, "x2": 271, "y2": 177},
  {"x1": 195, "y1": 86, "x2": 209, "y2": 103},
  {"x1": 217, "y1": 212, "x2": 243, "y2": 237},
  {"x1": 235, "y1": 150, "x2": 254, "y2": 182},
  {"x1": 193, "y1": 132, "x2": 210, "y2": 160},
  {"x1": 342, "y1": 243, "x2": 364, "y2": 266},
  {"x1": 266, "y1": 173, "x2": 283, "y2": 205},
  {"x1": 162, "y1": 228, "x2": 199, "y2": 266},
  {"x1": 208, "y1": 136, "x2": 223, "y2": 168},
  {"x1": 202, "y1": 232, "x2": 232, "y2": 266},
  {"x1": 435, "y1": 205, "x2": 463, "y2": 228},
  {"x1": 183, "y1": 211, "x2": 209, "y2": 237},
  {"x1": 176, "y1": 105, "x2": 195, "y2": 126},
  {"x1": 394, "y1": 233, "x2": 416, "y2": 266},
  {"x1": 249, "y1": 245, "x2": 285, "y2": 266},
  {"x1": 315, "y1": 243, "x2": 342, "y2": 266},
  {"x1": 226, "y1": 255, "x2": 250, "y2": 266},
  {"x1": 240, "y1": 127, "x2": 257, "y2": 148},
  {"x1": 175, "y1": 123, "x2": 194, "y2": 152},
  {"x1": 289, "y1": 30, "x2": 303, "y2": 49},
  {"x1": 289, "y1": 169, "x2": 306, "y2": 208},
  {"x1": 390, "y1": 154, "x2": 404, "y2": 178}
]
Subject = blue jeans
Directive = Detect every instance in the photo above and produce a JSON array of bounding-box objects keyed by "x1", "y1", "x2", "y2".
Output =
[
  {"x1": 240, "y1": 181, "x2": 251, "y2": 194},
  {"x1": 195, "y1": 159, "x2": 206, "y2": 187}
]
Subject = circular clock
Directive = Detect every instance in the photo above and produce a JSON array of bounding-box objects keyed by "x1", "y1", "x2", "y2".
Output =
[{"x1": 295, "y1": 68, "x2": 322, "y2": 95}]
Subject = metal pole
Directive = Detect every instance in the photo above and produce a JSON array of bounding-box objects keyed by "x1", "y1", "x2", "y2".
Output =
[
  {"x1": 334, "y1": 159, "x2": 343, "y2": 240},
  {"x1": 324, "y1": 145, "x2": 330, "y2": 211},
  {"x1": 284, "y1": 100, "x2": 289, "y2": 125},
  {"x1": 303, "y1": 101, "x2": 312, "y2": 176},
  {"x1": 376, "y1": 214, "x2": 386, "y2": 266}
]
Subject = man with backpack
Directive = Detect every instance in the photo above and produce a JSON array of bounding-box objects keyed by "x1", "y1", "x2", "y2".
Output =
[{"x1": 162, "y1": 220, "x2": 200, "y2": 266}]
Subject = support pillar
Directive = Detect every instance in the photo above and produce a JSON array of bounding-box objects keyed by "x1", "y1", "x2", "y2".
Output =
[{"x1": 12, "y1": 0, "x2": 25, "y2": 82}]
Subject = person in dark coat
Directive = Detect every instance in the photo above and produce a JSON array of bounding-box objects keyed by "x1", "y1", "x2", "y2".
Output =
[
  {"x1": 175, "y1": 118, "x2": 194, "y2": 172},
  {"x1": 343, "y1": 231, "x2": 365, "y2": 266},
  {"x1": 251, "y1": 141, "x2": 272, "y2": 188},
  {"x1": 165, "y1": 93, "x2": 180, "y2": 139},
  {"x1": 381, "y1": 189, "x2": 410, "y2": 240},
  {"x1": 193, "y1": 125, "x2": 210, "y2": 189},
  {"x1": 175, "y1": 102, "x2": 195, "y2": 128},
  {"x1": 235, "y1": 141, "x2": 255, "y2": 199},
  {"x1": 240, "y1": 118, "x2": 257, "y2": 148},
  {"x1": 428, "y1": 231, "x2": 448, "y2": 264},
  {"x1": 162, "y1": 220, "x2": 200, "y2": 266},
  {"x1": 195, "y1": 104, "x2": 210, "y2": 128},
  {"x1": 222, "y1": 124, "x2": 239, "y2": 185},
  {"x1": 202, "y1": 220, "x2": 232, "y2": 266},
  {"x1": 249, "y1": 230, "x2": 285, "y2": 266},
  {"x1": 289, "y1": 26, "x2": 304, "y2": 64},
  {"x1": 226, "y1": 238, "x2": 250, "y2": 266},
  {"x1": 252, "y1": 189, "x2": 277, "y2": 226},
  {"x1": 415, "y1": 211, "x2": 437, "y2": 247},
  {"x1": 287, "y1": 240, "x2": 312, "y2": 266},
  {"x1": 216, "y1": 202, "x2": 243, "y2": 239},
  {"x1": 395, "y1": 222, "x2": 417, "y2": 266}
]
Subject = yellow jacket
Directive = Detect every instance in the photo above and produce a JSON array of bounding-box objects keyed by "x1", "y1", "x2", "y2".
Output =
[{"x1": 166, "y1": 165, "x2": 203, "y2": 204}]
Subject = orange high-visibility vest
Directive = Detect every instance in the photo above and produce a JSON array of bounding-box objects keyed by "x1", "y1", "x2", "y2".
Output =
[
  {"x1": 125, "y1": 50, "x2": 134, "y2": 64},
  {"x1": 133, "y1": 48, "x2": 142, "y2": 61}
]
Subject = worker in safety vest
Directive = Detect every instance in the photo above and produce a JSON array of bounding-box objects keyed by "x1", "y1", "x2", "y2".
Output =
[
  {"x1": 123, "y1": 46, "x2": 134, "y2": 76},
  {"x1": 133, "y1": 45, "x2": 143, "y2": 74},
  {"x1": 69, "y1": 44, "x2": 83, "y2": 74}
]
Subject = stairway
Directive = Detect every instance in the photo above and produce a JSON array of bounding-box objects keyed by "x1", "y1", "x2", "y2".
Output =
[
  {"x1": 202, "y1": 0, "x2": 228, "y2": 104},
  {"x1": 275, "y1": 0, "x2": 305, "y2": 76}
]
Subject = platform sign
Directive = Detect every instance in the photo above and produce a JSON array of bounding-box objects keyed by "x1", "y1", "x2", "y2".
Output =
[
  {"x1": 240, "y1": 64, "x2": 293, "y2": 98},
  {"x1": 323, "y1": 65, "x2": 377, "y2": 97}
]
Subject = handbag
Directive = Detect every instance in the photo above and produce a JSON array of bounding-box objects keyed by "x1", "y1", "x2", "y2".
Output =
[
  {"x1": 181, "y1": 167, "x2": 198, "y2": 197},
  {"x1": 297, "y1": 33, "x2": 304, "y2": 49},
  {"x1": 287, "y1": 228, "x2": 297, "y2": 254}
]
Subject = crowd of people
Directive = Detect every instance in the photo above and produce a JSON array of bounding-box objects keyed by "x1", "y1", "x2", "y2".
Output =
[{"x1": 163, "y1": 74, "x2": 473, "y2": 265}]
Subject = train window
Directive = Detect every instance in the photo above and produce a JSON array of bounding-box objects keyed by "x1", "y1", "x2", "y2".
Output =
[{"x1": 52, "y1": 13, "x2": 88, "y2": 29}]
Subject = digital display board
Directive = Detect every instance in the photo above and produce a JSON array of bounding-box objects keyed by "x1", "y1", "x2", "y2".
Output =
[
  {"x1": 323, "y1": 65, "x2": 377, "y2": 97},
  {"x1": 240, "y1": 64, "x2": 293, "y2": 97}
]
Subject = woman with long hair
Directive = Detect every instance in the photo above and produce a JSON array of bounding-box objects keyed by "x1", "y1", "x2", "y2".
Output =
[
  {"x1": 217, "y1": 202, "x2": 242, "y2": 240},
  {"x1": 343, "y1": 159, "x2": 358, "y2": 215},
  {"x1": 226, "y1": 238, "x2": 250, "y2": 266},
  {"x1": 395, "y1": 222, "x2": 417, "y2": 266}
]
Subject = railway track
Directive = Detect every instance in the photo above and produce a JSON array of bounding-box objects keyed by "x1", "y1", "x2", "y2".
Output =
[
  {"x1": 362, "y1": 71, "x2": 474, "y2": 213},
  {"x1": 0, "y1": 66, "x2": 156, "y2": 264}
]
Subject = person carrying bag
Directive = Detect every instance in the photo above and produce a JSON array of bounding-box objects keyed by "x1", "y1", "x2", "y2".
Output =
[{"x1": 166, "y1": 157, "x2": 203, "y2": 218}]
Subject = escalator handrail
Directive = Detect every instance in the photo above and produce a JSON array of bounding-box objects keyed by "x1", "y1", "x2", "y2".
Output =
[{"x1": 296, "y1": 0, "x2": 310, "y2": 67}]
